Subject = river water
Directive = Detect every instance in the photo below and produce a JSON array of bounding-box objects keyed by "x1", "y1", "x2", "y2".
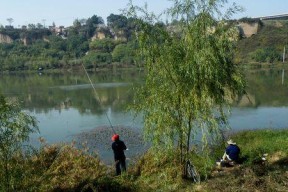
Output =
[{"x1": 1, "y1": 67, "x2": 288, "y2": 162}]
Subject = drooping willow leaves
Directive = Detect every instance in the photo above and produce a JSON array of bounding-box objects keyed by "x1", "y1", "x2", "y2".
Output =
[{"x1": 126, "y1": 0, "x2": 245, "y2": 162}]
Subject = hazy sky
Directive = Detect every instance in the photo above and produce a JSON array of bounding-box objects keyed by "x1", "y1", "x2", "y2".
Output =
[{"x1": 0, "y1": 0, "x2": 287, "y2": 27}]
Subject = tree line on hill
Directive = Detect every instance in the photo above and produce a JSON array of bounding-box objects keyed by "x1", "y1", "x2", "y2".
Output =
[
  {"x1": 0, "y1": 13, "x2": 287, "y2": 72},
  {"x1": 0, "y1": 14, "x2": 141, "y2": 71}
]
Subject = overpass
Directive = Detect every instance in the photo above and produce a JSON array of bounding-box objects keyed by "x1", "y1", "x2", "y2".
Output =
[{"x1": 255, "y1": 13, "x2": 288, "y2": 20}]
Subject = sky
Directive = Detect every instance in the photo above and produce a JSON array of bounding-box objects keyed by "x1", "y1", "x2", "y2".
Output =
[{"x1": 0, "y1": 0, "x2": 287, "y2": 27}]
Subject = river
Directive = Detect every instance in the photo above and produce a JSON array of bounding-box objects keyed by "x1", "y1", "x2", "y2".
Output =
[{"x1": 1, "y1": 67, "x2": 288, "y2": 162}]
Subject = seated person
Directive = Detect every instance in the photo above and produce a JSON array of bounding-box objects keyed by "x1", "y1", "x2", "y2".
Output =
[{"x1": 221, "y1": 139, "x2": 240, "y2": 166}]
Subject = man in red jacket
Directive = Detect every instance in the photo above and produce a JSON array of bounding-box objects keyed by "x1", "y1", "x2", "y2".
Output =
[{"x1": 111, "y1": 134, "x2": 127, "y2": 175}]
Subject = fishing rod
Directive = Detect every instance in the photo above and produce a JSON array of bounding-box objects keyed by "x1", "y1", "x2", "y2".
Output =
[{"x1": 81, "y1": 63, "x2": 117, "y2": 134}]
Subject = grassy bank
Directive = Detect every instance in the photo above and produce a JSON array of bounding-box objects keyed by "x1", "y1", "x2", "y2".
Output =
[
  {"x1": 201, "y1": 129, "x2": 288, "y2": 192},
  {"x1": 1, "y1": 129, "x2": 288, "y2": 191}
]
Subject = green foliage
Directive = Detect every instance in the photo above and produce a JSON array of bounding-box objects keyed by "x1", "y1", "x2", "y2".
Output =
[
  {"x1": 66, "y1": 35, "x2": 89, "y2": 57},
  {"x1": 89, "y1": 38, "x2": 118, "y2": 52},
  {"x1": 112, "y1": 44, "x2": 127, "y2": 62},
  {"x1": 0, "y1": 13, "x2": 142, "y2": 71},
  {"x1": 231, "y1": 129, "x2": 288, "y2": 164},
  {"x1": 47, "y1": 35, "x2": 67, "y2": 51},
  {"x1": 236, "y1": 20, "x2": 288, "y2": 64},
  {"x1": 250, "y1": 47, "x2": 281, "y2": 63},
  {"x1": 21, "y1": 28, "x2": 51, "y2": 39},
  {"x1": 131, "y1": 148, "x2": 215, "y2": 191},
  {"x1": 107, "y1": 14, "x2": 137, "y2": 41},
  {"x1": 112, "y1": 41, "x2": 137, "y2": 64},
  {"x1": 85, "y1": 15, "x2": 104, "y2": 38},
  {"x1": 0, "y1": 128, "x2": 287, "y2": 191},
  {"x1": 83, "y1": 51, "x2": 112, "y2": 68},
  {"x1": 0, "y1": 94, "x2": 38, "y2": 191},
  {"x1": 0, "y1": 27, "x2": 21, "y2": 40},
  {"x1": 128, "y1": 0, "x2": 245, "y2": 165}
]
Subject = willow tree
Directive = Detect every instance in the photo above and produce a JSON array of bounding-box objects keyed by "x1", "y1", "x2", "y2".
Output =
[
  {"x1": 0, "y1": 95, "x2": 38, "y2": 191},
  {"x1": 128, "y1": 0, "x2": 245, "y2": 164}
]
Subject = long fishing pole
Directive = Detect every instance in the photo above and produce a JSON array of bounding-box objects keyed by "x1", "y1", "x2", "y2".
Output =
[{"x1": 81, "y1": 63, "x2": 116, "y2": 134}]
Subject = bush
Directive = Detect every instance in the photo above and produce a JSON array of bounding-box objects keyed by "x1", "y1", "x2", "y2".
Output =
[
  {"x1": 250, "y1": 47, "x2": 281, "y2": 63},
  {"x1": 0, "y1": 95, "x2": 38, "y2": 191}
]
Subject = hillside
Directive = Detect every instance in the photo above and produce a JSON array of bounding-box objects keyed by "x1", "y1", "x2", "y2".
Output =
[
  {"x1": 0, "y1": 14, "x2": 138, "y2": 71},
  {"x1": 0, "y1": 16, "x2": 288, "y2": 72},
  {"x1": 236, "y1": 20, "x2": 288, "y2": 64}
]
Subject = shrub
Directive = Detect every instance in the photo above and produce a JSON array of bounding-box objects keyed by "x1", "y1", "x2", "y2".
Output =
[{"x1": 250, "y1": 47, "x2": 281, "y2": 63}]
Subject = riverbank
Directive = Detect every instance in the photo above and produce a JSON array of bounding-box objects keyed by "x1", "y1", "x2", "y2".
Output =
[
  {"x1": 1, "y1": 57, "x2": 287, "y2": 74},
  {"x1": 128, "y1": 129, "x2": 288, "y2": 191},
  {"x1": 1, "y1": 129, "x2": 287, "y2": 191}
]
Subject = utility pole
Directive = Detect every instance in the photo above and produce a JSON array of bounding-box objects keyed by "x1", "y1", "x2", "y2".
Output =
[
  {"x1": 282, "y1": 69, "x2": 285, "y2": 85},
  {"x1": 283, "y1": 46, "x2": 286, "y2": 63},
  {"x1": 42, "y1": 19, "x2": 46, "y2": 28}
]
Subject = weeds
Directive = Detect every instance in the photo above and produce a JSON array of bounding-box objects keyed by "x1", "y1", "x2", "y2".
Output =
[{"x1": 0, "y1": 129, "x2": 287, "y2": 191}]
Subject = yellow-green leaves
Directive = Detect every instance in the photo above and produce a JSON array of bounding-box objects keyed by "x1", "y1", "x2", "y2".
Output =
[{"x1": 128, "y1": 0, "x2": 245, "y2": 166}]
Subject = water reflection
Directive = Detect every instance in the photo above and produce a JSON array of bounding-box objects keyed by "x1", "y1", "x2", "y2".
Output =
[
  {"x1": 0, "y1": 68, "x2": 288, "y2": 144},
  {"x1": 0, "y1": 71, "x2": 141, "y2": 115},
  {"x1": 240, "y1": 67, "x2": 288, "y2": 107}
]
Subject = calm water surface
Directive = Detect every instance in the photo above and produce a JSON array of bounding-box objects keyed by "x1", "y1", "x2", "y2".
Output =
[{"x1": 1, "y1": 68, "x2": 288, "y2": 161}]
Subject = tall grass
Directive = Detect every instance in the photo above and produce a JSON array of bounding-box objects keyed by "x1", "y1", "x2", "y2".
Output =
[
  {"x1": 1, "y1": 129, "x2": 287, "y2": 191},
  {"x1": 231, "y1": 129, "x2": 288, "y2": 163}
]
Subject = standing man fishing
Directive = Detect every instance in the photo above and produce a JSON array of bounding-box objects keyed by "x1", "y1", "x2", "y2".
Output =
[{"x1": 111, "y1": 134, "x2": 127, "y2": 175}]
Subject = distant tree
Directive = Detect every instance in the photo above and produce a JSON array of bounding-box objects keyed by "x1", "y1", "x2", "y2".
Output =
[
  {"x1": 107, "y1": 14, "x2": 137, "y2": 40},
  {"x1": 89, "y1": 38, "x2": 118, "y2": 52},
  {"x1": 67, "y1": 35, "x2": 89, "y2": 57},
  {"x1": 251, "y1": 47, "x2": 281, "y2": 63},
  {"x1": 48, "y1": 35, "x2": 67, "y2": 51},
  {"x1": 107, "y1": 14, "x2": 128, "y2": 30},
  {"x1": 79, "y1": 18, "x2": 87, "y2": 26},
  {"x1": 36, "y1": 23, "x2": 44, "y2": 29},
  {"x1": 71, "y1": 19, "x2": 89, "y2": 37},
  {"x1": 83, "y1": 52, "x2": 112, "y2": 69},
  {"x1": 6, "y1": 18, "x2": 14, "y2": 26},
  {"x1": 27, "y1": 23, "x2": 36, "y2": 30},
  {"x1": 88, "y1": 15, "x2": 104, "y2": 25},
  {"x1": 85, "y1": 15, "x2": 104, "y2": 38},
  {"x1": 112, "y1": 43, "x2": 127, "y2": 62},
  {"x1": 73, "y1": 19, "x2": 81, "y2": 29},
  {"x1": 112, "y1": 41, "x2": 136, "y2": 64}
]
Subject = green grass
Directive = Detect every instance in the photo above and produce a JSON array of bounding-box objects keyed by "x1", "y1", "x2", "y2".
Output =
[{"x1": 232, "y1": 129, "x2": 288, "y2": 163}]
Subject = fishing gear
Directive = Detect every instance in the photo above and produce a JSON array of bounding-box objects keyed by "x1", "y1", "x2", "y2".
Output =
[{"x1": 81, "y1": 63, "x2": 116, "y2": 134}]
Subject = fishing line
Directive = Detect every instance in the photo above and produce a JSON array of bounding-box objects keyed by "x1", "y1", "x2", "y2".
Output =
[{"x1": 81, "y1": 63, "x2": 116, "y2": 134}]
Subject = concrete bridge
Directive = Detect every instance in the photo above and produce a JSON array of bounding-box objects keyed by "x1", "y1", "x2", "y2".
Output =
[
  {"x1": 238, "y1": 13, "x2": 288, "y2": 38},
  {"x1": 255, "y1": 13, "x2": 288, "y2": 21}
]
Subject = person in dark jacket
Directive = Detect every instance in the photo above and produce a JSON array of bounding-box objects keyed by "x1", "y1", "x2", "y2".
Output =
[
  {"x1": 111, "y1": 134, "x2": 127, "y2": 175},
  {"x1": 222, "y1": 139, "x2": 240, "y2": 166}
]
